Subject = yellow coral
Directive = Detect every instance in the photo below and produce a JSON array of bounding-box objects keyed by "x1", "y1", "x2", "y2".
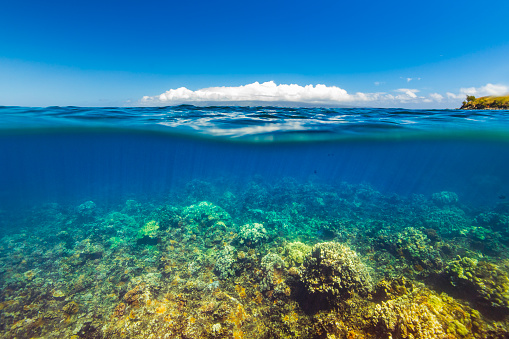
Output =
[
  {"x1": 227, "y1": 304, "x2": 248, "y2": 327},
  {"x1": 138, "y1": 220, "x2": 159, "y2": 238},
  {"x1": 235, "y1": 285, "x2": 247, "y2": 299},
  {"x1": 233, "y1": 329, "x2": 244, "y2": 339},
  {"x1": 284, "y1": 241, "x2": 312, "y2": 267}
]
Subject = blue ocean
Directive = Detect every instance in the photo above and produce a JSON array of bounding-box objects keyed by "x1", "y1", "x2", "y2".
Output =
[{"x1": 1, "y1": 105, "x2": 509, "y2": 338}]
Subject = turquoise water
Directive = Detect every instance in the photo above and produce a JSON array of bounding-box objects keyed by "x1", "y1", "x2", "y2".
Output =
[{"x1": 1, "y1": 105, "x2": 509, "y2": 338}]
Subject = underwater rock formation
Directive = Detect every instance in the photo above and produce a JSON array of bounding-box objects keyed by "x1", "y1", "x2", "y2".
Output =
[{"x1": 424, "y1": 205, "x2": 470, "y2": 238}]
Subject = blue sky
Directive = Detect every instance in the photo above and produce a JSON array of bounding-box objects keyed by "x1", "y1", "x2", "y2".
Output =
[{"x1": 1, "y1": 0, "x2": 508, "y2": 108}]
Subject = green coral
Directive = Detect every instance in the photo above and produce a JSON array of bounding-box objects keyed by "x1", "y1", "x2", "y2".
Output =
[
  {"x1": 107, "y1": 236, "x2": 126, "y2": 249},
  {"x1": 103, "y1": 212, "x2": 137, "y2": 235},
  {"x1": 446, "y1": 256, "x2": 509, "y2": 311},
  {"x1": 181, "y1": 201, "x2": 231, "y2": 231},
  {"x1": 476, "y1": 211, "x2": 509, "y2": 232},
  {"x1": 432, "y1": 191, "x2": 458, "y2": 206},
  {"x1": 77, "y1": 200, "x2": 97, "y2": 218},
  {"x1": 137, "y1": 220, "x2": 160, "y2": 241},
  {"x1": 238, "y1": 223, "x2": 268, "y2": 247},
  {"x1": 380, "y1": 227, "x2": 442, "y2": 269},
  {"x1": 424, "y1": 206, "x2": 470, "y2": 237},
  {"x1": 468, "y1": 226, "x2": 492, "y2": 241},
  {"x1": 284, "y1": 241, "x2": 312, "y2": 267}
]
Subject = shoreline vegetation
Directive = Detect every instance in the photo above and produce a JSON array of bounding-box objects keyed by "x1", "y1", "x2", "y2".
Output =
[{"x1": 460, "y1": 95, "x2": 509, "y2": 110}]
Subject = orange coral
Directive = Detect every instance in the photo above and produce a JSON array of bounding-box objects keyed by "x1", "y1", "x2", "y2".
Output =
[
  {"x1": 254, "y1": 292, "x2": 263, "y2": 304},
  {"x1": 156, "y1": 304, "x2": 167, "y2": 314},
  {"x1": 233, "y1": 329, "x2": 244, "y2": 339}
]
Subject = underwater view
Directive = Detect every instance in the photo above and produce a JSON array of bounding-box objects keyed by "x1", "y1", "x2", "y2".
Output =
[{"x1": 2, "y1": 105, "x2": 509, "y2": 339}]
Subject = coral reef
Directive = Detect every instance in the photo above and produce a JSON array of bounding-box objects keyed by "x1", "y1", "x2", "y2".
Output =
[
  {"x1": 77, "y1": 200, "x2": 97, "y2": 219},
  {"x1": 138, "y1": 220, "x2": 159, "y2": 239},
  {"x1": 1, "y1": 180, "x2": 509, "y2": 338},
  {"x1": 238, "y1": 222, "x2": 268, "y2": 247},
  {"x1": 424, "y1": 206, "x2": 470, "y2": 237},
  {"x1": 370, "y1": 287, "x2": 480, "y2": 338},
  {"x1": 299, "y1": 242, "x2": 373, "y2": 307},
  {"x1": 214, "y1": 245, "x2": 237, "y2": 279},
  {"x1": 378, "y1": 227, "x2": 443, "y2": 270},
  {"x1": 444, "y1": 256, "x2": 509, "y2": 314},
  {"x1": 432, "y1": 191, "x2": 459, "y2": 206},
  {"x1": 284, "y1": 241, "x2": 312, "y2": 267},
  {"x1": 259, "y1": 252, "x2": 286, "y2": 293}
]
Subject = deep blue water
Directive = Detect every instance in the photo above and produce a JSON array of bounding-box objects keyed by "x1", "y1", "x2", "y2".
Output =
[{"x1": 1, "y1": 105, "x2": 509, "y2": 210}]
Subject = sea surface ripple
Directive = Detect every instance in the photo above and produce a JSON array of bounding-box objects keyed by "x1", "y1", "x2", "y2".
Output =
[{"x1": 1, "y1": 105, "x2": 508, "y2": 142}]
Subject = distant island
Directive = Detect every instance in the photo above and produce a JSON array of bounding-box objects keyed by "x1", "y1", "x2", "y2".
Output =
[{"x1": 460, "y1": 95, "x2": 509, "y2": 109}]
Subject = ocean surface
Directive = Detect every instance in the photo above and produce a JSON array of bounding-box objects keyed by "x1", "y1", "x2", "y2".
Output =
[{"x1": 1, "y1": 105, "x2": 509, "y2": 338}]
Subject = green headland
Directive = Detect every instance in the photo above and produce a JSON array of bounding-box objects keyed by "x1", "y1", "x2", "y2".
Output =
[{"x1": 460, "y1": 95, "x2": 509, "y2": 109}]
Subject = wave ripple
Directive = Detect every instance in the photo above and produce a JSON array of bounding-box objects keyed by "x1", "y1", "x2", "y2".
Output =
[{"x1": 1, "y1": 105, "x2": 508, "y2": 142}]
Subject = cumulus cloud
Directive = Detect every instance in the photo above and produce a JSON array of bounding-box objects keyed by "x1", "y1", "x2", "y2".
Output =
[
  {"x1": 141, "y1": 81, "x2": 438, "y2": 106},
  {"x1": 395, "y1": 88, "x2": 419, "y2": 99},
  {"x1": 139, "y1": 81, "x2": 507, "y2": 107},
  {"x1": 446, "y1": 83, "x2": 509, "y2": 99},
  {"x1": 142, "y1": 81, "x2": 373, "y2": 105},
  {"x1": 460, "y1": 83, "x2": 508, "y2": 97},
  {"x1": 429, "y1": 93, "x2": 444, "y2": 102}
]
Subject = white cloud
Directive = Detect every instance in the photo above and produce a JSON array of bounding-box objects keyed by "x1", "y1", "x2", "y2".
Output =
[
  {"x1": 460, "y1": 83, "x2": 508, "y2": 97},
  {"x1": 429, "y1": 93, "x2": 444, "y2": 102},
  {"x1": 403, "y1": 77, "x2": 421, "y2": 83},
  {"x1": 139, "y1": 81, "x2": 507, "y2": 107},
  {"x1": 445, "y1": 83, "x2": 509, "y2": 100},
  {"x1": 394, "y1": 88, "x2": 420, "y2": 100},
  {"x1": 446, "y1": 92, "x2": 459, "y2": 99},
  {"x1": 142, "y1": 81, "x2": 433, "y2": 106},
  {"x1": 142, "y1": 81, "x2": 369, "y2": 105}
]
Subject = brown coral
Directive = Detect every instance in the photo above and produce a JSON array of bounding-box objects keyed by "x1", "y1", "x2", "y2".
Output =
[
  {"x1": 124, "y1": 285, "x2": 142, "y2": 306},
  {"x1": 113, "y1": 302, "x2": 126, "y2": 317},
  {"x1": 300, "y1": 242, "x2": 373, "y2": 299},
  {"x1": 62, "y1": 301, "x2": 79, "y2": 315}
]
